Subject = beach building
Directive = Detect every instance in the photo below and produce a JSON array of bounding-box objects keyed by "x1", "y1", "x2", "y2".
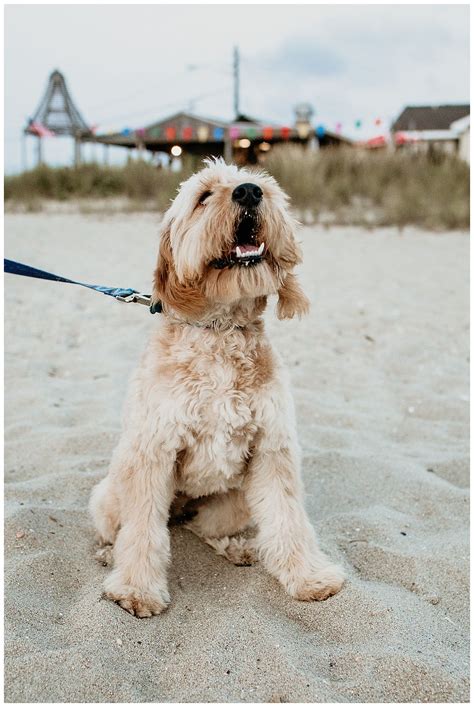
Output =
[
  {"x1": 450, "y1": 115, "x2": 470, "y2": 163},
  {"x1": 88, "y1": 108, "x2": 351, "y2": 166},
  {"x1": 391, "y1": 104, "x2": 470, "y2": 158},
  {"x1": 24, "y1": 68, "x2": 352, "y2": 168}
]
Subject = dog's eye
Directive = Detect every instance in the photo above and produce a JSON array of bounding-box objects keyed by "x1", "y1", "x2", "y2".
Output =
[{"x1": 198, "y1": 190, "x2": 212, "y2": 205}]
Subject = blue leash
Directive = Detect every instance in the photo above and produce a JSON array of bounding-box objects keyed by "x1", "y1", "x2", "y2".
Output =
[{"x1": 4, "y1": 259, "x2": 161, "y2": 312}]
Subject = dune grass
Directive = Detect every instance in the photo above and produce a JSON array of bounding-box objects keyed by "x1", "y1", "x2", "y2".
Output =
[
  {"x1": 4, "y1": 159, "x2": 195, "y2": 213},
  {"x1": 4, "y1": 147, "x2": 469, "y2": 229},
  {"x1": 264, "y1": 145, "x2": 470, "y2": 230}
]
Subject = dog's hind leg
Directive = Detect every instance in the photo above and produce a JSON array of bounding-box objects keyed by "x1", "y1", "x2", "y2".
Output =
[
  {"x1": 168, "y1": 492, "x2": 199, "y2": 526},
  {"x1": 184, "y1": 488, "x2": 253, "y2": 537},
  {"x1": 201, "y1": 534, "x2": 257, "y2": 566},
  {"x1": 184, "y1": 489, "x2": 258, "y2": 566}
]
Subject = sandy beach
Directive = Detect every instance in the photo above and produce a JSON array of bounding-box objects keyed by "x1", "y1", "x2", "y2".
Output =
[{"x1": 4, "y1": 210, "x2": 469, "y2": 703}]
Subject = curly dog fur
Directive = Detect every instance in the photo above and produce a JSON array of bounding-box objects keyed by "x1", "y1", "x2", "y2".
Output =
[{"x1": 89, "y1": 159, "x2": 345, "y2": 618}]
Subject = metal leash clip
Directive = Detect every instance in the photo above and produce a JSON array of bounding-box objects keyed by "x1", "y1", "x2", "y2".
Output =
[{"x1": 116, "y1": 292, "x2": 152, "y2": 306}]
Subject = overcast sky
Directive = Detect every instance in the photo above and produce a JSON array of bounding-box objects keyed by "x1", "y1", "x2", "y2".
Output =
[{"x1": 5, "y1": 4, "x2": 470, "y2": 173}]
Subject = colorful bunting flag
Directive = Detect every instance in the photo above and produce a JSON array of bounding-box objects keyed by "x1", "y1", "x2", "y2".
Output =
[
  {"x1": 365, "y1": 135, "x2": 387, "y2": 148},
  {"x1": 246, "y1": 127, "x2": 257, "y2": 139},
  {"x1": 29, "y1": 122, "x2": 55, "y2": 137},
  {"x1": 182, "y1": 126, "x2": 193, "y2": 140},
  {"x1": 315, "y1": 125, "x2": 326, "y2": 138},
  {"x1": 262, "y1": 126, "x2": 273, "y2": 140},
  {"x1": 280, "y1": 126, "x2": 291, "y2": 140},
  {"x1": 229, "y1": 126, "x2": 240, "y2": 139},
  {"x1": 296, "y1": 124, "x2": 310, "y2": 139},
  {"x1": 213, "y1": 127, "x2": 224, "y2": 140},
  {"x1": 165, "y1": 126, "x2": 176, "y2": 140},
  {"x1": 197, "y1": 125, "x2": 209, "y2": 142}
]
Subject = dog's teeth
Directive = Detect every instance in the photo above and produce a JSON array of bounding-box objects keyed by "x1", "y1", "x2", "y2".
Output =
[
  {"x1": 236, "y1": 246, "x2": 242, "y2": 257},
  {"x1": 258, "y1": 242, "x2": 265, "y2": 255}
]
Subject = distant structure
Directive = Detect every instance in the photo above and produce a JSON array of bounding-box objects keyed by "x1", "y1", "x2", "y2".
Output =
[
  {"x1": 294, "y1": 102, "x2": 315, "y2": 139},
  {"x1": 88, "y1": 107, "x2": 351, "y2": 166},
  {"x1": 23, "y1": 63, "x2": 352, "y2": 170},
  {"x1": 24, "y1": 69, "x2": 92, "y2": 167},
  {"x1": 83, "y1": 45, "x2": 350, "y2": 166},
  {"x1": 451, "y1": 115, "x2": 470, "y2": 164},
  {"x1": 391, "y1": 104, "x2": 470, "y2": 160}
]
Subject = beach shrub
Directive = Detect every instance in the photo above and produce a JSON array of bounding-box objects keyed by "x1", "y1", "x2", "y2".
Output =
[
  {"x1": 4, "y1": 148, "x2": 469, "y2": 229},
  {"x1": 264, "y1": 145, "x2": 469, "y2": 230},
  {"x1": 4, "y1": 159, "x2": 194, "y2": 210}
]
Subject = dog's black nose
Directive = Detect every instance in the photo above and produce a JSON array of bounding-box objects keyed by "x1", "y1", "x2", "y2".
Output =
[{"x1": 232, "y1": 183, "x2": 263, "y2": 208}]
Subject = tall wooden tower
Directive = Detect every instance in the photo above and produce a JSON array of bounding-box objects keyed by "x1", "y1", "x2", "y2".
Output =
[{"x1": 24, "y1": 69, "x2": 92, "y2": 167}]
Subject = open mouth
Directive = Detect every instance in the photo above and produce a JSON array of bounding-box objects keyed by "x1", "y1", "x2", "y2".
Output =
[{"x1": 211, "y1": 210, "x2": 265, "y2": 269}]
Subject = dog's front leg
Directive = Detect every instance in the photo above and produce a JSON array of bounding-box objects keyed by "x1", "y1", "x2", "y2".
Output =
[
  {"x1": 103, "y1": 447, "x2": 175, "y2": 618},
  {"x1": 244, "y1": 440, "x2": 345, "y2": 601}
]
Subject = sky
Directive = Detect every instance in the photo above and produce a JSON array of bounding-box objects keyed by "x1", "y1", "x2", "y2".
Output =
[{"x1": 4, "y1": 3, "x2": 470, "y2": 174}]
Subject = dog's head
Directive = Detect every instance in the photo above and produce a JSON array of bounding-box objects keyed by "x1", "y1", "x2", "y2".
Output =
[{"x1": 153, "y1": 159, "x2": 309, "y2": 323}]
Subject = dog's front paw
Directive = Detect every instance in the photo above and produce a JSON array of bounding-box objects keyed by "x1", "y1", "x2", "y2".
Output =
[
  {"x1": 104, "y1": 589, "x2": 169, "y2": 618},
  {"x1": 290, "y1": 564, "x2": 346, "y2": 602},
  {"x1": 103, "y1": 575, "x2": 170, "y2": 618}
]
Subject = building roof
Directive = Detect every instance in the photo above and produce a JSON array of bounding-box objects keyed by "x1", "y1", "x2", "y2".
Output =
[
  {"x1": 392, "y1": 104, "x2": 470, "y2": 132},
  {"x1": 147, "y1": 110, "x2": 228, "y2": 132},
  {"x1": 96, "y1": 111, "x2": 227, "y2": 142},
  {"x1": 25, "y1": 69, "x2": 91, "y2": 137},
  {"x1": 93, "y1": 109, "x2": 325, "y2": 145}
]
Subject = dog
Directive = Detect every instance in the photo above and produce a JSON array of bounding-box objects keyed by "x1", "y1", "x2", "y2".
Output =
[{"x1": 89, "y1": 159, "x2": 345, "y2": 618}]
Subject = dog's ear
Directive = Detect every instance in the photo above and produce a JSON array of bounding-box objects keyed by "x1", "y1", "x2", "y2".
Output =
[
  {"x1": 276, "y1": 272, "x2": 310, "y2": 320},
  {"x1": 152, "y1": 219, "x2": 172, "y2": 310},
  {"x1": 152, "y1": 221, "x2": 208, "y2": 320}
]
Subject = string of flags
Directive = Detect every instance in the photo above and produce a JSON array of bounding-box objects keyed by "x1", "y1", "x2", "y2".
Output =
[
  {"x1": 114, "y1": 125, "x2": 290, "y2": 141},
  {"x1": 109, "y1": 117, "x2": 386, "y2": 141},
  {"x1": 27, "y1": 116, "x2": 388, "y2": 141}
]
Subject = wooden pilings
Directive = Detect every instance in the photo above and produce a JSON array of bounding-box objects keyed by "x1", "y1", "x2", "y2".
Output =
[
  {"x1": 74, "y1": 135, "x2": 82, "y2": 166},
  {"x1": 36, "y1": 136, "x2": 43, "y2": 166}
]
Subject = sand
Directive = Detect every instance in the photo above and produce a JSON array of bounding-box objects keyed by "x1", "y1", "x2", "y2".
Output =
[{"x1": 4, "y1": 210, "x2": 469, "y2": 703}]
